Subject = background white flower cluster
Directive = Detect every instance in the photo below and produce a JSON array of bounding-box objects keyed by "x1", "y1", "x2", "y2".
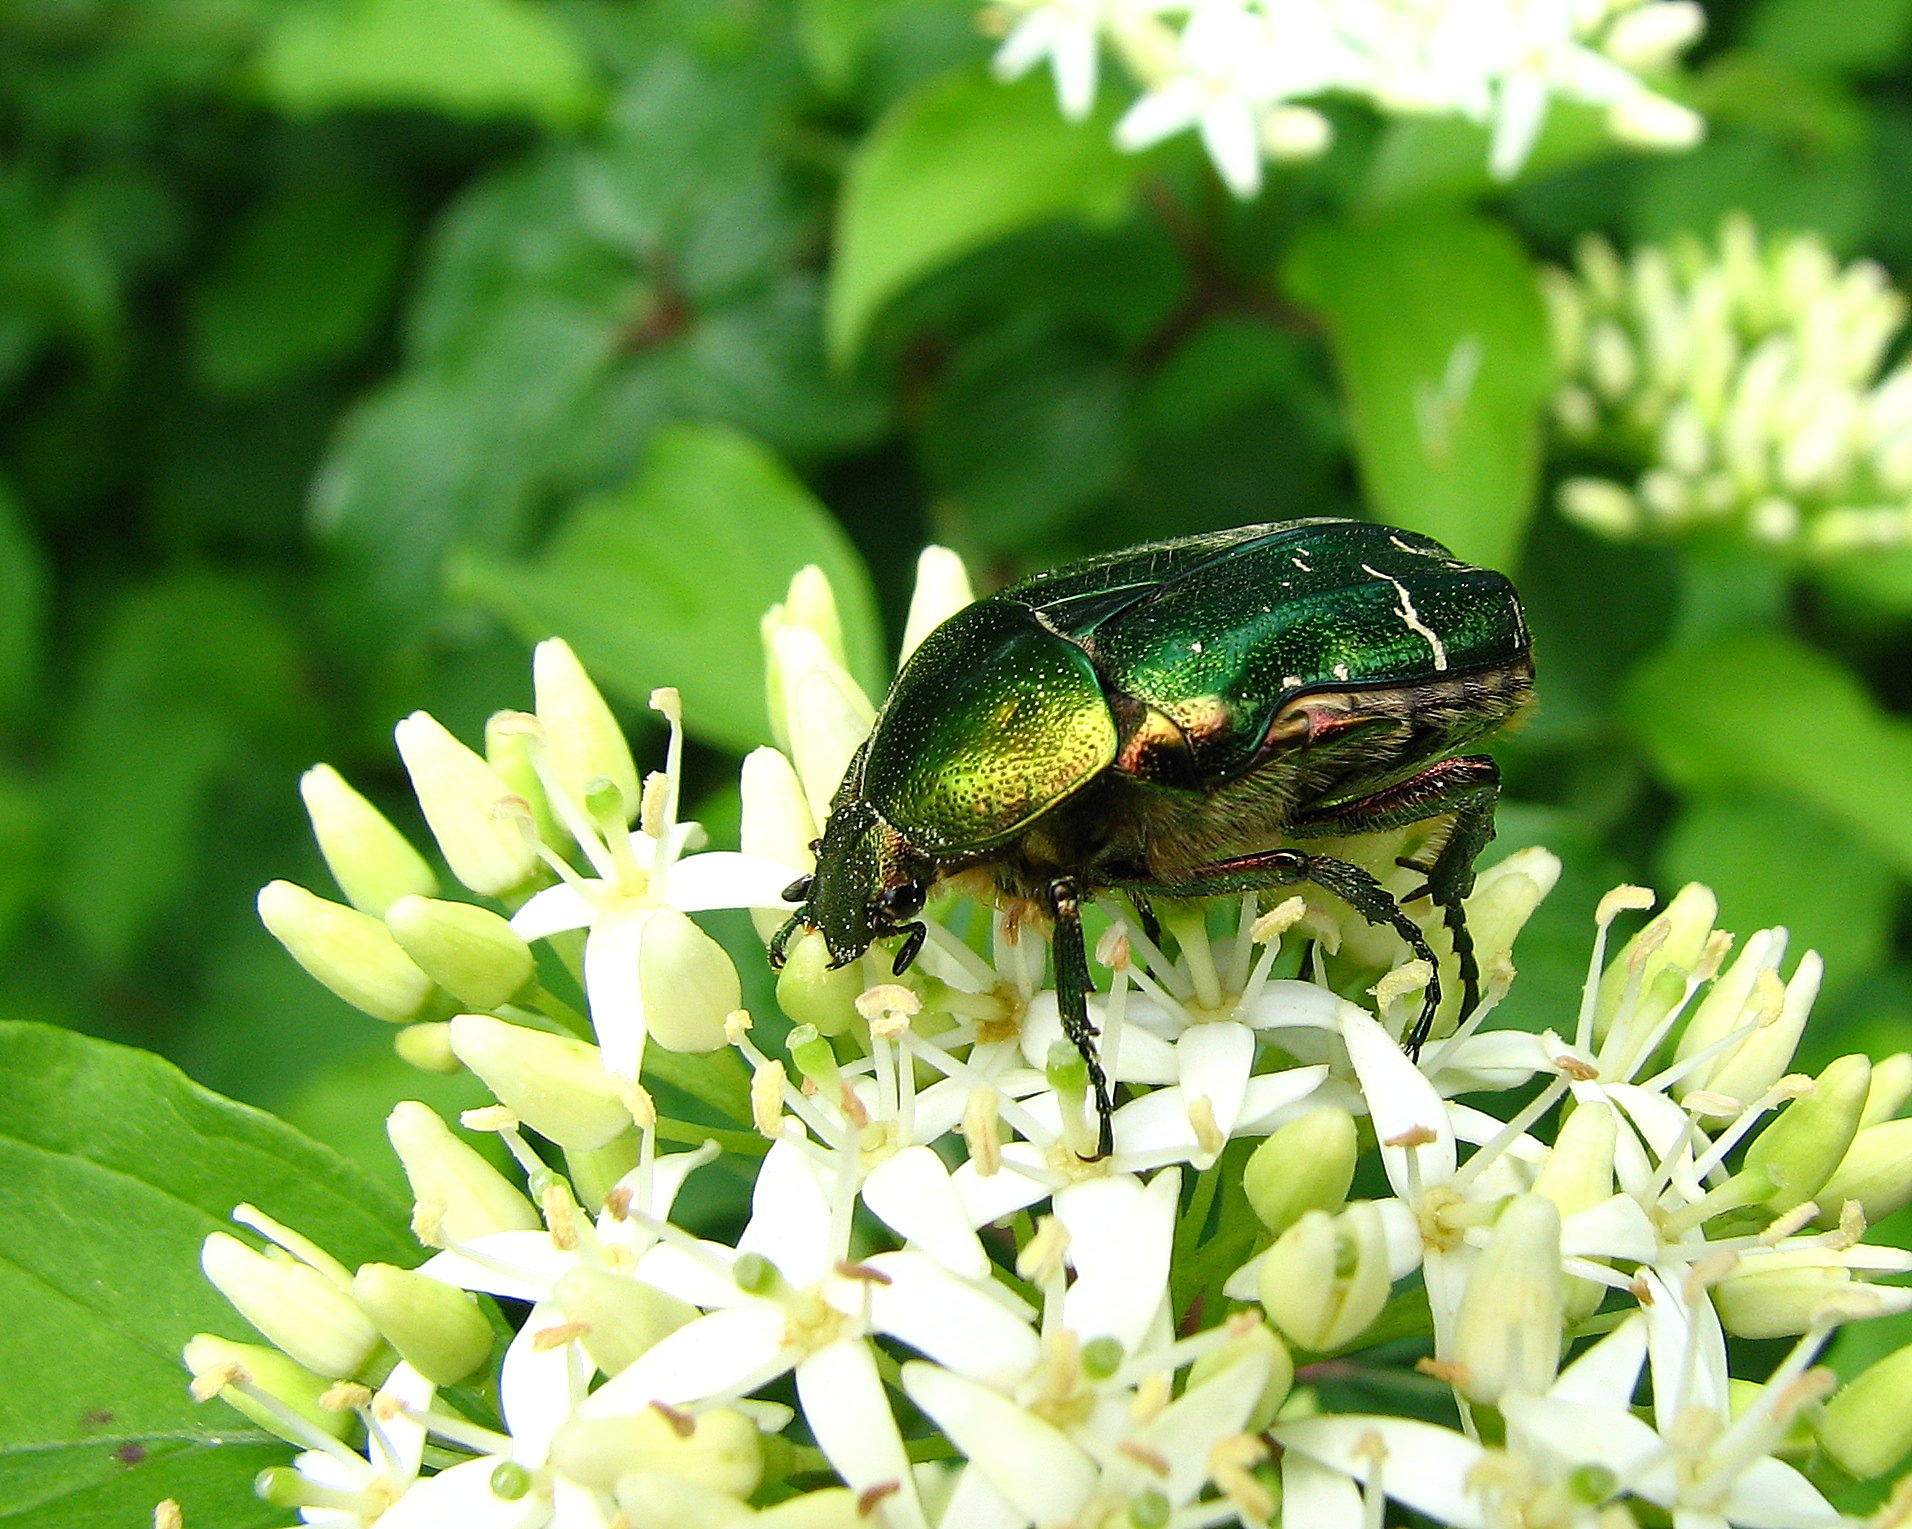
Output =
[
  {"x1": 204, "y1": 554, "x2": 1912, "y2": 1529},
  {"x1": 988, "y1": 0, "x2": 1705, "y2": 195}
]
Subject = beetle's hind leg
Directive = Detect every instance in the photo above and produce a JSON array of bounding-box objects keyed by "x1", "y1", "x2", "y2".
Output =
[{"x1": 1048, "y1": 877, "x2": 1115, "y2": 1159}]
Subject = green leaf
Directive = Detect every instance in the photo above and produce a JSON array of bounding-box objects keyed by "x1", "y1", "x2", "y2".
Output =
[
  {"x1": 827, "y1": 68, "x2": 1139, "y2": 365},
  {"x1": 1658, "y1": 792, "x2": 1892, "y2": 996},
  {"x1": 0, "y1": 479, "x2": 47, "y2": 722},
  {"x1": 258, "y1": 0, "x2": 596, "y2": 128},
  {"x1": 1747, "y1": 0, "x2": 1912, "y2": 74},
  {"x1": 453, "y1": 423, "x2": 882, "y2": 754},
  {"x1": 1626, "y1": 632, "x2": 1912, "y2": 880},
  {"x1": 1286, "y1": 209, "x2": 1551, "y2": 570},
  {"x1": 0, "y1": 1022, "x2": 413, "y2": 1527},
  {"x1": 189, "y1": 177, "x2": 410, "y2": 394},
  {"x1": 1628, "y1": 134, "x2": 1875, "y2": 254}
]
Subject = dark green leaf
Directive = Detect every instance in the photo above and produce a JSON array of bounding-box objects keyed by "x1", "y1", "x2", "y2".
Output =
[
  {"x1": 0, "y1": 481, "x2": 47, "y2": 721},
  {"x1": 1628, "y1": 134, "x2": 1876, "y2": 254},
  {"x1": 453, "y1": 422, "x2": 882, "y2": 753},
  {"x1": 0, "y1": 1022, "x2": 413, "y2": 1527},
  {"x1": 1286, "y1": 209, "x2": 1551, "y2": 569},
  {"x1": 827, "y1": 68, "x2": 1139, "y2": 364},
  {"x1": 1747, "y1": 0, "x2": 1912, "y2": 75}
]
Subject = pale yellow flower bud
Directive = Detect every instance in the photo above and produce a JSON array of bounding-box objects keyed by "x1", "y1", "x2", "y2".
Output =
[
  {"x1": 386, "y1": 1100, "x2": 540, "y2": 1242},
  {"x1": 351, "y1": 1263, "x2": 494, "y2": 1385},
  {"x1": 1451, "y1": 1194, "x2": 1564, "y2": 1403},
  {"x1": 1743, "y1": 1053, "x2": 1870, "y2": 1208},
  {"x1": 900, "y1": 545, "x2": 976, "y2": 664},
  {"x1": 552, "y1": 1405, "x2": 761, "y2": 1497},
  {"x1": 1713, "y1": 1264, "x2": 1912, "y2": 1340},
  {"x1": 614, "y1": 1472, "x2": 757, "y2": 1529},
  {"x1": 1816, "y1": 1117, "x2": 1912, "y2": 1228},
  {"x1": 1818, "y1": 1342, "x2": 1912, "y2": 1477},
  {"x1": 1243, "y1": 1109, "x2": 1357, "y2": 1238},
  {"x1": 767, "y1": 623, "x2": 873, "y2": 818},
  {"x1": 640, "y1": 908, "x2": 741, "y2": 1054},
  {"x1": 533, "y1": 638, "x2": 640, "y2": 825},
  {"x1": 775, "y1": 927, "x2": 865, "y2": 1038},
  {"x1": 200, "y1": 1232, "x2": 379, "y2": 1379},
  {"x1": 299, "y1": 764, "x2": 436, "y2": 915},
  {"x1": 182, "y1": 1334, "x2": 350, "y2": 1443},
  {"x1": 385, "y1": 895, "x2": 536, "y2": 1010},
  {"x1": 740, "y1": 746, "x2": 816, "y2": 942},
  {"x1": 553, "y1": 1264, "x2": 697, "y2": 1377},
  {"x1": 257, "y1": 880, "x2": 434, "y2": 1023},
  {"x1": 1861, "y1": 1052, "x2": 1912, "y2": 1126},
  {"x1": 449, "y1": 1014, "x2": 632, "y2": 1150},
  {"x1": 1258, "y1": 1201, "x2": 1391, "y2": 1353},
  {"x1": 394, "y1": 711, "x2": 539, "y2": 896},
  {"x1": 1186, "y1": 1320, "x2": 1294, "y2": 1433}
]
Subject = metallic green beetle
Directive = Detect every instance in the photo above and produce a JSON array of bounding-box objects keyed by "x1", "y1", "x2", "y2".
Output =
[{"x1": 770, "y1": 520, "x2": 1534, "y2": 1155}]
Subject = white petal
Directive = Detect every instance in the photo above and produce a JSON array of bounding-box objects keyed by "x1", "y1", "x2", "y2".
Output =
[
  {"x1": 500, "y1": 1303, "x2": 583, "y2": 1467},
  {"x1": 1133, "y1": 1342, "x2": 1270, "y2": 1505},
  {"x1": 420, "y1": 1233, "x2": 575, "y2": 1302},
  {"x1": 1641, "y1": 1264, "x2": 1730, "y2": 1421},
  {"x1": 1052, "y1": 26, "x2": 1098, "y2": 121},
  {"x1": 1235, "y1": 1063, "x2": 1332, "y2": 1132},
  {"x1": 1280, "y1": 1451, "x2": 1365, "y2": 1529},
  {"x1": 511, "y1": 882, "x2": 599, "y2": 941},
  {"x1": 584, "y1": 906, "x2": 651, "y2": 1081},
  {"x1": 863, "y1": 1147, "x2": 989, "y2": 1281},
  {"x1": 1056, "y1": 1171, "x2": 1176, "y2": 1354},
  {"x1": 1376, "y1": 1196, "x2": 1424, "y2": 1280},
  {"x1": 951, "y1": 1148, "x2": 1055, "y2": 1226},
  {"x1": 370, "y1": 1363, "x2": 434, "y2": 1483},
  {"x1": 665, "y1": 851, "x2": 803, "y2": 911},
  {"x1": 1177, "y1": 1022, "x2": 1254, "y2": 1139},
  {"x1": 993, "y1": 10, "x2": 1059, "y2": 83},
  {"x1": 935, "y1": 1464, "x2": 1031, "y2": 1529},
  {"x1": 1562, "y1": 1193, "x2": 1657, "y2": 1262},
  {"x1": 738, "y1": 1139, "x2": 834, "y2": 1286},
  {"x1": 908, "y1": 1077, "x2": 976, "y2": 1143},
  {"x1": 1275, "y1": 1416, "x2": 1488, "y2": 1528},
  {"x1": 550, "y1": 1474, "x2": 616, "y2": 1529},
  {"x1": 857, "y1": 1251, "x2": 1040, "y2": 1386},
  {"x1": 581, "y1": 1302, "x2": 790, "y2": 1416},
  {"x1": 1199, "y1": 96, "x2": 1265, "y2": 198},
  {"x1": 797, "y1": 1340, "x2": 926, "y2": 1529},
  {"x1": 1242, "y1": 979, "x2": 1347, "y2": 1031},
  {"x1": 1021, "y1": 993, "x2": 1176, "y2": 1082},
  {"x1": 1510, "y1": 1394, "x2": 1670, "y2": 1503},
  {"x1": 605, "y1": 1143, "x2": 710, "y2": 1228},
  {"x1": 1114, "y1": 78, "x2": 1205, "y2": 152},
  {"x1": 1341, "y1": 1004, "x2": 1455, "y2": 1190},
  {"x1": 1717, "y1": 1456, "x2": 1845, "y2": 1527},
  {"x1": 631, "y1": 1239, "x2": 747, "y2": 1308},
  {"x1": 1222, "y1": 1250, "x2": 1264, "y2": 1302},
  {"x1": 1550, "y1": 1312, "x2": 1647, "y2": 1408},
  {"x1": 1429, "y1": 1028, "x2": 1550, "y2": 1092},
  {"x1": 376, "y1": 1456, "x2": 548, "y2": 1529},
  {"x1": 902, "y1": 1362, "x2": 1097, "y2": 1522},
  {"x1": 1488, "y1": 70, "x2": 1551, "y2": 179}
]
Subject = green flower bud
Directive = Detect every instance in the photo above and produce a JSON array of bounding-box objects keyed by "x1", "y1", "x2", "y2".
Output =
[
  {"x1": 1861, "y1": 1052, "x2": 1912, "y2": 1126},
  {"x1": 182, "y1": 1334, "x2": 350, "y2": 1444},
  {"x1": 1744, "y1": 1054, "x2": 1870, "y2": 1207},
  {"x1": 351, "y1": 1263, "x2": 494, "y2": 1386},
  {"x1": 1703, "y1": 951, "x2": 1823, "y2": 1113},
  {"x1": 1818, "y1": 1342, "x2": 1912, "y2": 1477},
  {"x1": 386, "y1": 1100, "x2": 540, "y2": 1243},
  {"x1": 257, "y1": 880, "x2": 434, "y2": 1023},
  {"x1": 640, "y1": 908, "x2": 740, "y2": 1054},
  {"x1": 394, "y1": 1021, "x2": 461, "y2": 1074},
  {"x1": 1674, "y1": 927, "x2": 1786, "y2": 1101},
  {"x1": 1451, "y1": 1194, "x2": 1564, "y2": 1403},
  {"x1": 552, "y1": 1405, "x2": 761, "y2": 1497},
  {"x1": 1595, "y1": 882, "x2": 1716, "y2": 1044},
  {"x1": 1713, "y1": 1264, "x2": 1873, "y2": 1340},
  {"x1": 486, "y1": 710, "x2": 564, "y2": 851},
  {"x1": 755, "y1": 1490, "x2": 869, "y2": 1529},
  {"x1": 533, "y1": 638, "x2": 640, "y2": 827},
  {"x1": 1258, "y1": 1201, "x2": 1391, "y2": 1353},
  {"x1": 740, "y1": 746, "x2": 816, "y2": 944},
  {"x1": 614, "y1": 1470, "x2": 756, "y2": 1529},
  {"x1": 553, "y1": 1264, "x2": 696, "y2": 1376},
  {"x1": 1462, "y1": 847, "x2": 1561, "y2": 979},
  {"x1": 200, "y1": 1232, "x2": 379, "y2": 1379},
  {"x1": 385, "y1": 895, "x2": 535, "y2": 1011},
  {"x1": 786, "y1": 1025, "x2": 841, "y2": 1094},
  {"x1": 394, "y1": 711, "x2": 538, "y2": 897},
  {"x1": 299, "y1": 764, "x2": 436, "y2": 916},
  {"x1": 1532, "y1": 1102, "x2": 1616, "y2": 1323},
  {"x1": 774, "y1": 927, "x2": 863, "y2": 1037},
  {"x1": 1186, "y1": 1320, "x2": 1294, "y2": 1433},
  {"x1": 1816, "y1": 1117, "x2": 1912, "y2": 1228},
  {"x1": 1243, "y1": 1109, "x2": 1358, "y2": 1237},
  {"x1": 449, "y1": 1014, "x2": 632, "y2": 1150}
]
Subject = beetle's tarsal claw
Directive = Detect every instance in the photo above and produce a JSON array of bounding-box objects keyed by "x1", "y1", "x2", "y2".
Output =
[
  {"x1": 1401, "y1": 880, "x2": 1433, "y2": 904},
  {"x1": 768, "y1": 912, "x2": 805, "y2": 970},
  {"x1": 781, "y1": 875, "x2": 814, "y2": 904},
  {"x1": 893, "y1": 923, "x2": 926, "y2": 975}
]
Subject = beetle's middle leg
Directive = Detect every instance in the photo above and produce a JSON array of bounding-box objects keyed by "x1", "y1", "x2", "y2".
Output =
[
  {"x1": 1131, "y1": 849, "x2": 1446, "y2": 1053},
  {"x1": 1048, "y1": 876, "x2": 1115, "y2": 1160},
  {"x1": 1287, "y1": 755, "x2": 1503, "y2": 1027}
]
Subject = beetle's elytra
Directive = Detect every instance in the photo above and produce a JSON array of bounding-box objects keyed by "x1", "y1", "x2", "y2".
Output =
[{"x1": 770, "y1": 520, "x2": 1535, "y2": 1156}]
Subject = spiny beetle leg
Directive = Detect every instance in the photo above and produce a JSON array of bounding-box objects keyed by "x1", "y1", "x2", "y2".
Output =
[
  {"x1": 1129, "y1": 847, "x2": 1444, "y2": 1056},
  {"x1": 1128, "y1": 890, "x2": 1163, "y2": 948},
  {"x1": 1049, "y1": 876, "x2": 1114, "y2": 1159}
]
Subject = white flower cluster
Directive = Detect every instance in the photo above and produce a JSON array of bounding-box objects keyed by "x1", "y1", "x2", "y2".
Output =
[
  {"x1": 988, "y1": 0, "x2": 1705, "y2": 196},
  {"x1": 205, "y1": 554, "x2": 1912, "y2": 1528},
  {"x1": 1547, "y1": 214, "x2": 1912, "y2": 556}
]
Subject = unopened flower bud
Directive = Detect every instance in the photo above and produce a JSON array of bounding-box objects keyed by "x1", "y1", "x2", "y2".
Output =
[
  {"x1": 553, "y1": 1265, "x2": 697, "y2": 1376},
  {"x1": 1705, "y1": 951, "x2": 1822, "y2": 1110},
  {"x1": 900, "y1": 546, "x2": 975, "y2": 663},
  {"x1": 639, "y1": 908, "x2": 740, "y2": 1054},
  {"x1": 1258, "y1": 1201, "x2": 1391, "y2": 1352},
  {"x1": 774, "y1": 928, "x2": 863, "y2": 1037},
  {"x1": 533, "y1": 638, "x2": 640, "y2": 826},
  {"x1": 485, "y1": 711, "x2": 563, "y2": 850},
  {"x1": 1451, "y1": 1194, "x2": 1564, "y2": 1403},
  {"x1": 200, "y1": 1232, "x2": 379, "y2": 1379},
  {"x1": 614, "y1": 1471, "x2": 757, "y2": 1529},
  {"x1": 386, "y1": 1100, "x2": 540, "y2": 1242},
  {"x1": 766, "y1": 624, "x2": 873, "y2": 818},
  {"x1": 182, "y1": 1334, "x2": 349, "y2": 1443},
  {"x1": 1560, "y1": 478, "x2": 1642, "y2": 536},
  {"x1": 395, "y1": 1020, "x2": 461, "y2": 1073},
  {"x1": 351, "y1": 1263, "x2": 493, "y2": 1385},
  {"x1": 257, "y1": 881, "x2": 433, "y2": 1023},
  {"x1": 1862, "y1": 1052, "x2": 1912, "y2": 1126},
  {"x1": 1532, "y1": 1102, "x2": 1617, "y2": 1322},
  {"x1": 385, "y1": 896, "x2": 535, "y2": 1010},
  {"x1": 753, "y1": 1489, "x2": 867, "y2": 1528},
  {"x1": 1674, "y1": 927, "x2": 1784, "y2": 1098},
  {"x1": 1816, "y1": 1117, "x2": 1912, "y2": 1228},
  {"x1": 449, "y1": 1014, "x2": 632, "y2": 1150},
  {"x1": 394, "y1": 711, "x2": 538, "y2": 897},
  {"x1": 1243, "y1": 1109, "x2": 1357, "y2": 1237},
  {"x1": 1603, "y1": 1, "x2": 1703, "y2": 69},
  {"x1": 552, "y1": 1404, "x2": 761, "y2": 1496},
  {"x1": 1463, "y1": 847, "x2": 1561, "y2": 976},
  {"x1": 1743, "y1": 1053, "x2": 1870, "y2": 1207},
  {"x1": 740, "y1": 747, "x2": 816, "y2": 942},
  {"x1": 1186, "y1": 1321, "x2": 1293, "y2": 1433},
  {"x1": 299, "y1": 765, "x2": 436, "y2": 915},
  {"x1": 1818, "y1": 1342, "x2": 1912, "y2": 1477},
  {"x1": 1714, "y1": 1264, "x2": 1912, "y2": 1339},
  {"x1": 1594, "y1": 883, "x2": 1715, "y2": 1045}
]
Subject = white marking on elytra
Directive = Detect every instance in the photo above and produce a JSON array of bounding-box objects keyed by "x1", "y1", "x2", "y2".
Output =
[
  {"x1": 1190, "y1": 640, "x2": 1204, "y2": 654},
  {"x1": 1291, "y1": 552, "x2": 1312, "y2": 572},
  {"x1": 1361, "y1": 562, "x2": 1449, "y2": 672},
  {"x1": 1388, "y1": 534, "x2": 1426, "y2": 554},
  {"x1": 1282, "y1": 674, "x2": 1304, "y2": 689},
  {"x1": 1332, "y1": 662, "x2": 1351, "y2": 681}
]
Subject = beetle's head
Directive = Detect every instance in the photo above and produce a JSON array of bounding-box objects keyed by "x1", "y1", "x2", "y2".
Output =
[{"x1": 769, "y1": 798, "x2": 934, "y2": 977}]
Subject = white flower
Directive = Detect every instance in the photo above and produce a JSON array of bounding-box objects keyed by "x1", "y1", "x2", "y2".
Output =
[{"x1": 992, "y1": 0, "x2": 1121, "y2": 119}]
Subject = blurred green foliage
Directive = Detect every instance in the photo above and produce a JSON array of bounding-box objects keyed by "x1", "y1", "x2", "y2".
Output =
[{"x1": 10, "y1": 0, "x2": 1912, "y2": 1242}]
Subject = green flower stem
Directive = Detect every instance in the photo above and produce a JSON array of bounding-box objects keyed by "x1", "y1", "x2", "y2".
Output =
[
  {"x1": 643, "y1": 1044, "x2": 754, "y2": 1123},
  {"x1": 653, "y1": 1116, "x2": 768, "y2": 1157}
]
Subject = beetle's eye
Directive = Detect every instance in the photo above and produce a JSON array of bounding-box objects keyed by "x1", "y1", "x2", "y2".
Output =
[{"x1": 880, "y1": 883, "x2": 926, "y2": 922}]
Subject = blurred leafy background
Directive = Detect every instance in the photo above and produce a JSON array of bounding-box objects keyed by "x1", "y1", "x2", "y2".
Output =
[{"x1": 7, "y1": 0, "x2": 1912, "y2": 1197}]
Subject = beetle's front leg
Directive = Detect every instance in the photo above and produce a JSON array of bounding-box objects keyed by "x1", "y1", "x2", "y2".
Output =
[
  {"x1": 1048, "y1": 876, "x2": 1115, "y2": 1159},
  {"x1": 1289, "y1": 755, "x2": 1502, "y2": 1025},
  {"x1": 1132, "y1": 849, "x2": 1446, "y2": 1054}
]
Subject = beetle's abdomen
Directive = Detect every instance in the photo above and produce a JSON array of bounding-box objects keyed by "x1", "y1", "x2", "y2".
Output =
[{"x1": 864, "y1": 600, "x2": 1117, "y2": 856}]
